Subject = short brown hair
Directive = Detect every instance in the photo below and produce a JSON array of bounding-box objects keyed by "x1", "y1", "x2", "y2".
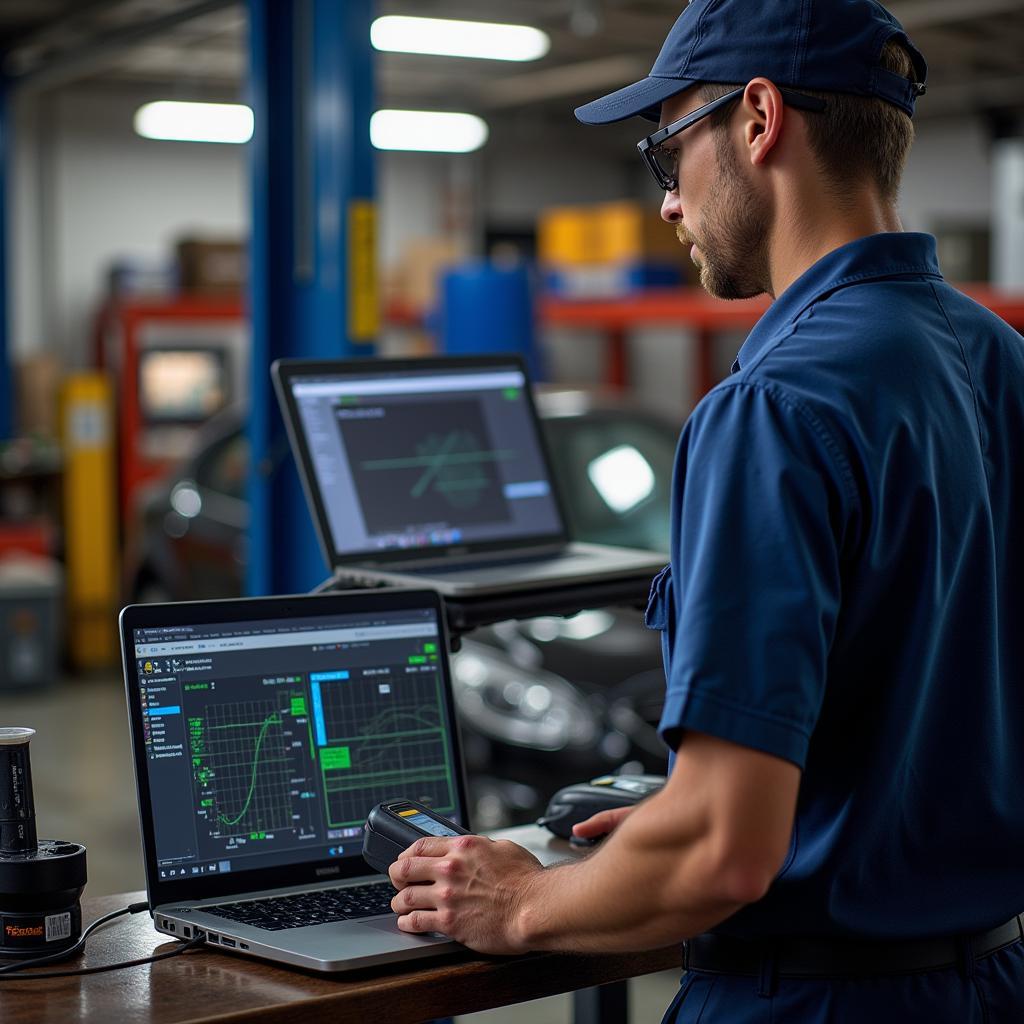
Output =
[{"x1": 699, "y1": 40, "x2": 917, "y2": 204}]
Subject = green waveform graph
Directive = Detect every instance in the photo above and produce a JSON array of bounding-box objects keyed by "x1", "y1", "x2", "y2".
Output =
[
  {"x1": 360, "y1": 431, "x2": 514, "y2": 510},
  {"x1": 200, "y1": 701, "x2": 295, "y2": 837},
  {"x1": 314, "y1": 674, "x2": 456, "y2": 829},
  {"x1": 215, "y1": 712, "x2": 282, "y2": 828}
]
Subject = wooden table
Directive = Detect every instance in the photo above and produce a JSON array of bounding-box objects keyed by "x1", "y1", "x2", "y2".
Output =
[{"x1": 1, "y1": 827, "x2": 682, "y2": 1023}]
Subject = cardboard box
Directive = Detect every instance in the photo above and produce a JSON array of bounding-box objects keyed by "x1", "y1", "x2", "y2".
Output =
[
  {"x1": 538, "y1": 201, "x2": 694, "y2": 275},
  {"x1": 595, "y1": 200, "x2": 686, "y2": 264},
  {"x1": 177, "y1": 238, "x2": 247, "y2": 293},
  {"x1": 537, "y1": 206, "x2": 600, "y2": 266},
  {"x1": 383, "y1": 236, "x2": 466, "y2": 316},
  {"x1": 16, "y1": 353, "x2": 62, "y2": 438}
]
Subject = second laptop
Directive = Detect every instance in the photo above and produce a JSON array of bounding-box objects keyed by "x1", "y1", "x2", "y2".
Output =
[{"x1": 272, "y1": 354, "x2": 667, "y2": 597}]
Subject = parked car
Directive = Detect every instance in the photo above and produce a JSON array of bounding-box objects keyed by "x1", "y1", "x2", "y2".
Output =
[{"x1": 125, "y1": 391, "x2": 680, "y2": 827}]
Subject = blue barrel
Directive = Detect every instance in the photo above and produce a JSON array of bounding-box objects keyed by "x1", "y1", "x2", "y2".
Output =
[{"x1": 439, "y1": 264, "x2": 543, "y2": 379}]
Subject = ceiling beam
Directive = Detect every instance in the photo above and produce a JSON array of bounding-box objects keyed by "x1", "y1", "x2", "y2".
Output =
[
  {"x1": 479, "y1": 54, "x2": 650, "y2": 107},
  {"x1": 916, "y1": 73, "x2": 1024, "y2": 117},
  {"x1": 6, "y1": 0, "x2": 237, "y2": 93},
  {"x1": 114, "y1": 42, "x2": 245, "y2": 81},
  {"x1": 890, "y1": 0, "x2": 1024, "y2": 31},
  {"x1": 915, "y1": 24, "x2": 1024, "y2": 74},
  {"x1": 1, "y1": 0, "x2": 124, "y2": 58}
]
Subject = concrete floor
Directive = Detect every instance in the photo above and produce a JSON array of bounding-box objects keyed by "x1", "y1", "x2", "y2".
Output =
[{"x1": 4, "y1": 675, "x2": 682, "y2": 1021}]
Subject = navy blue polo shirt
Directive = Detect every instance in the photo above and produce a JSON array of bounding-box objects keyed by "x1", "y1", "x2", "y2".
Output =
[{"x1": 647, "y1": 232, "x2": 1024, "y2": 940}]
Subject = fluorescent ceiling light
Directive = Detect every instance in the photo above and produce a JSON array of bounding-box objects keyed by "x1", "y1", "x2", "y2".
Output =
[
  {"x1": 587, "y1": 445, "x2": 656, "y2": 514},
  {"x1": 370, "y1": 110, "x2": 489, "y2": 153},
  {"x1": 134, "y1": 101, "x2": 254, "y2": 144},
  {"x1": 371, "y1": 15, "x2": 549, "y2": 62}
]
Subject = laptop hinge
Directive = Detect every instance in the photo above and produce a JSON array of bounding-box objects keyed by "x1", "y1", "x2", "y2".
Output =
[{"x1": 346, "y1": 543, "x2": 567, "y2": 571}]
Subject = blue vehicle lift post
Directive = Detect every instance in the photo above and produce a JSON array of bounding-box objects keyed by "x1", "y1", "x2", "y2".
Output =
[{"x1": 246, "y1": 0, "x2": 376, "y2": 596}]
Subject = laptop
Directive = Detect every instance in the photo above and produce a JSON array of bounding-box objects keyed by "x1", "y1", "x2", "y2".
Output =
[
  {"x1": 271, "y1": 354, "x2": 667, "y2": 596},
  {"x1": 122, "y1": 589, "x2": 477, "y2": 972}
]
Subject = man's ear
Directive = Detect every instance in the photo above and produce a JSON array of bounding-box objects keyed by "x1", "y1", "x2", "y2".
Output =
[{"x1": 742, "y1": 78, "x2": 785, "y2": 167}]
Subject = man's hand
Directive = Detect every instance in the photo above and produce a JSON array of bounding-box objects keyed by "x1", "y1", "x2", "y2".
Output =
[
  {"x1": 572, "y1": 805, "x2": 636, "y2": 841},
  {"x1": 389, "y1": 834, "x2": 544, "y2": 955},
  {"x1": 390, "y1": 732, "x2": 800, "y2": 956}
]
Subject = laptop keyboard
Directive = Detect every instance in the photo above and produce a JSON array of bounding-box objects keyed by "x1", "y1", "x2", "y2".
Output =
[{"x1": 202, "y1": 881, "x2": 399, "y2": 931}]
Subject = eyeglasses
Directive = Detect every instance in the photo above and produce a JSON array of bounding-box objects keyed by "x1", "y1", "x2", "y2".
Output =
[{"x1": 637, "y1": 86, "x2": 828, "y2": 192}]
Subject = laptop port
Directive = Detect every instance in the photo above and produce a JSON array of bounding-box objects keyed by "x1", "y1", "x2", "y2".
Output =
[
  {"x1": 239, "y1": 943, "x2": 249, "y2": 950},
  {"x1": 182, "y1": 926, "x2": 192, "y2": 938},
  {"x1": 220, "y1": 936, "x2": 236, "y2": 947},
  {"x1": 207, "y1": 934, "x2": 219, "y2": 944}
]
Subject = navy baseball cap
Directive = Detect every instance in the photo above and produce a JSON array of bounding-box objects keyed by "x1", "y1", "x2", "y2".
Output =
[{"x1": 575, "y1": 0, "x2": 927, "y2": 125}]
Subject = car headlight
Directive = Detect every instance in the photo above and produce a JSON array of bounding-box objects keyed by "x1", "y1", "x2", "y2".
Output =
[
  {"x1": 452, "y1": 640, "x2": 600, "y2": 751},
  {"x1": 170, "y1": 481, "x2": 202, "y2": 519},
  {"x1": 525, "y1": 609, "x2": 615, "y2": 643}
]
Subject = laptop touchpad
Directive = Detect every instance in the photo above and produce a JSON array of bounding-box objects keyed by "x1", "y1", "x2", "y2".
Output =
[{"x1": 361, "y1": 917, "x2": 451, "y2": 943}]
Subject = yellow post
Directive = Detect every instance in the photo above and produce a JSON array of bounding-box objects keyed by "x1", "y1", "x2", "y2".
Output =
[
  {"x1": 348, "y1": 199, "x2": 379, "y2": 342},
  {"x1": 61, "y1": 373, "x2": 118, "y2": 669}
]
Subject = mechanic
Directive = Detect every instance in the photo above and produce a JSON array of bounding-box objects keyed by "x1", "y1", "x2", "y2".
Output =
[{"x1": 388, "y1": 1, "x2": 1024, "y2": 1019}]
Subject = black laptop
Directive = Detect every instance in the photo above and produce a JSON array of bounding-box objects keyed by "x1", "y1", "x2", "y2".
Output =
[{"x1": 271, "y1": 354, "x2": 667, "y2": 596}]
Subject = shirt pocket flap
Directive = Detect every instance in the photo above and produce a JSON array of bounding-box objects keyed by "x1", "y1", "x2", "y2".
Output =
[{"x1": 644, "y1": 564, "x2": 672, "y2": 631}]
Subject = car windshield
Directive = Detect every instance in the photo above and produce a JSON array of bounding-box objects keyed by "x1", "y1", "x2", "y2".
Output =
[
  {"x1": 541, "y1": 410, "x2": 675, "y2": 553},
  {"x1": 196, "y1": 431, "x2": 248, "y2": 500}
]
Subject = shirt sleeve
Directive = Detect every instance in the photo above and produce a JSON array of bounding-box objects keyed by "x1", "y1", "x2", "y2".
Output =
[{"x1": 659, "y1": 380, "x2": 855, "y2": 768}]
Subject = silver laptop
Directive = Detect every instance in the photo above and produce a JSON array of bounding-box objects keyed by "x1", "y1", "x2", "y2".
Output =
[
  {"x1": 121, "y1": 589, "x2": 476, "y2": 972},
  {"x1": 271, "y1": 354, "x2": 667, "y2": 596}
]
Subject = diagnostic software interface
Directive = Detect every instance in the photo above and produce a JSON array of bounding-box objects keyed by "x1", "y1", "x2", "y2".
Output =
[
  {"x1": 133, "y1": 607, "x2": 463, "y2": 881},
  {"x1": 289, "y1": 365, "x2": 564, "y2": 557}
]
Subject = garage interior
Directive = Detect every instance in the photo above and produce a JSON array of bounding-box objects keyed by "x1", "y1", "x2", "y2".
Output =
[{"x1": 2, "y1": 1, "x2": 1024, "y2": 1020}]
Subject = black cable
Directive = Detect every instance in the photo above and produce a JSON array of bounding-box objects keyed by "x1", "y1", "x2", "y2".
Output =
[
  {"x1": 0, "y1": 900, "x2": 204, "y2": 980},
  {"x1": 0, "y1": 933, "x2": 206, "y2": 980}
]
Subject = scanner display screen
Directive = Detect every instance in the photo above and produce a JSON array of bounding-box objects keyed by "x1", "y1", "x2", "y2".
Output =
[{"x1": 398, "y1": 809, "x2": 462, "y2": 838}]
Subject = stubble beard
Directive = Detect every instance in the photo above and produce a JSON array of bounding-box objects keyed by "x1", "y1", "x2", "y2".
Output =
[{"x1": 677, "y1": 135, "x2": 771, "y2": 300}]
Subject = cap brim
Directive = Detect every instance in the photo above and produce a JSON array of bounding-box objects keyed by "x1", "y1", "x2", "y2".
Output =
[{"x1": 574, "y1": 75, "x2": 694, "y2": 126}]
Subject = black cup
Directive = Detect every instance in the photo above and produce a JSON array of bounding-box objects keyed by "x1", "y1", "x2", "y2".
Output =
[{"x1": 0, "y1": 728, "x2": 38, "y2": 856}]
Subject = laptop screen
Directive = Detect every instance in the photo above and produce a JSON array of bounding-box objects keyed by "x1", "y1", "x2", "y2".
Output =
[
  {"x1": 130, "y1": 603, "x2": 464, "y2": 884},
  {"x1": 283, "y1": 361, "x2": 565, "y2": 561}
]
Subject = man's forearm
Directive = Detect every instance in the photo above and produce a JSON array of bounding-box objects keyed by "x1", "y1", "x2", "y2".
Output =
[
  {"x1": 389, "y1": 733, "x2": 798, "y2": 956},
  {"x1": 511, "y1": 792, "x2": 751, "y2": 953}
]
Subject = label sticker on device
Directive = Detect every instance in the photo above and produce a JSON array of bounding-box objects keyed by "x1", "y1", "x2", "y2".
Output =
[{"x1": 45, "y1": 913, "x2": 72, "y2": 942}]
